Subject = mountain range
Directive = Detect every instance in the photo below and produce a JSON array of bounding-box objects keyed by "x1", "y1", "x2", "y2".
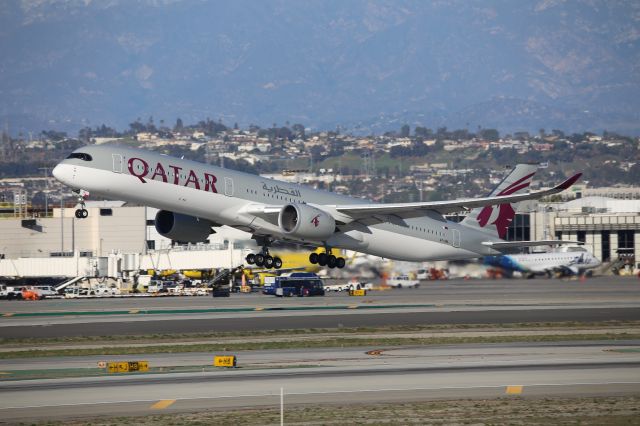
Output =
[{"x1": 1, "y1": 0, "x2": 639, "y2": 136}]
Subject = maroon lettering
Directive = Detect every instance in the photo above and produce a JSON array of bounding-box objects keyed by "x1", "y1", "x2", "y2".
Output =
[
  {"x1": 128, "y1": 157, "x2": 149, "y2": 183},
  {"x1": 151, "y1": 163, "x2": 168, "y2": 183},
  {"x1": 169, "y1": 165, "x2": 182, "y2": 185},
  {"x1": 204, "y1": 173, "x2": 218, "y2": 193},
  {"x1": 185, "y1": 169, "x2": 201, "y2": 190}
]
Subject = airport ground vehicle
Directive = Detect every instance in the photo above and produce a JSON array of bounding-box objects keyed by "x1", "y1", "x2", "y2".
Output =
[
  {"x1": 0, "y1": 284, "x2": 8, "y2": 299},
  {"x1": 263, "y1": 272, "x2": 325, "y2": 297},
  {"x1": 387, "y1": 275, "x2": 420, "y2": 289},
  {"x1": 33, "y1": 285, "x2": 59, "y2": 299},
  {"x1": 324, "y1": 280, "x2": 372, "y2": 292}
]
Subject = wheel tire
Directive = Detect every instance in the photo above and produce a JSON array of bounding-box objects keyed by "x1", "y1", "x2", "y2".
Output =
[
  {"x1": 273, "y1": 257, "x2": 283, "y2": 269},
  {"x1": 255, "y1": 253, "x2": 265, "y2": 267},
  {"x1": 397, "y1": 284, "x2": 403, "y2": 289},
  {"x1": 246, "y1": 253, "x2": 255, "y2": 265},
  {"x1": 264, "y1": 255, "x2": 274, "y2": 268},
  {"x1": 336, "y1": 257, "x2": 346, "y2": 269},
  {"x1": 318, "y1": 253, "x2": 328, "y2": 266},
  {"x1": 327, "y1": 255, "x2": 337, "y2": 268},
  {"x1": 75, "y1": 209, "x2": 82, "y2": 219},
  {"x1": 81, "y1": 209, "x2": 88, "y2": 218},
  {"x1": 309, "y1": 253, "x2": 319, "y2": 264}
]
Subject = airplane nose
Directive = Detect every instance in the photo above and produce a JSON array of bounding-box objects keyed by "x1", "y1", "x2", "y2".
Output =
[{"x1": 52, "y1": 163, "x2": 72, "y2": 184}]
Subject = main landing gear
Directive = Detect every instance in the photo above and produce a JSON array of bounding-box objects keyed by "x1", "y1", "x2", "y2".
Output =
[
  {"x1": 73, "y1": 189, "x2": 90, "y2": 219},
  {"x1": 245, "y1": 250, "x2": 283, "y2": 269},
  {"x1": 309, "y1": 250, "x2": 346, "y2": 269}
]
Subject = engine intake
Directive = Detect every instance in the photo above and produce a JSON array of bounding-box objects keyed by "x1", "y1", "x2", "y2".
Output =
[
  {"x1": 279, "y1": 204, "x2": 335, "y2": 241},
  {"x1": 155, "y1": 210, "x2": 212, "y2": 243}
]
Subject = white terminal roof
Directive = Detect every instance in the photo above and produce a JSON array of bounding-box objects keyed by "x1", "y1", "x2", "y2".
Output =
[{"x1": 560, "y1": 196, "x2": 640, "y2": 214}]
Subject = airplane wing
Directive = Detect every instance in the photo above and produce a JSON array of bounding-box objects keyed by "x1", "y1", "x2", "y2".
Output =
[{"x1": 331, "y1": 173, "x2": 581, "y2": 221}]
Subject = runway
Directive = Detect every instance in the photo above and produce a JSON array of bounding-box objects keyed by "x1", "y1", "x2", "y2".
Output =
[
  {"x1": 1, "y1": 341, "x2": 639, "y2": 422},
  {"x1": 1, "y1": 276, "x2": 639, "y2": 423},
  {"x1": 1, "y1": 277, "x2": 639, "y2": 338}
]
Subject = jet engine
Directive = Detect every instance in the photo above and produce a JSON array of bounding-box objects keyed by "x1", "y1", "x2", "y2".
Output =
[
  {"x1": 278, "y1": 203, "x2": 335, "y2": 240},
  {"x1": 155, "y1": 210, "x2": 212, "y2": 243}
]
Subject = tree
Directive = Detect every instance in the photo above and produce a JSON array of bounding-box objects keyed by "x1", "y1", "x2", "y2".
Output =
[
  {"x1": 174, "y1": 118, "x2": 184, "y2": 132},
  {"x1": 480, "y1": 128, "x2": 500, "y2": 141},
  {"x1": 400, "y1": 124, "x2": 410, "y2": 138}
]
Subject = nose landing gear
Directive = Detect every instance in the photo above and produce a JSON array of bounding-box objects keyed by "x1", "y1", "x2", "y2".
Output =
[{"x1": 73, "y1": 189, "x2": 90, "y2": 219}]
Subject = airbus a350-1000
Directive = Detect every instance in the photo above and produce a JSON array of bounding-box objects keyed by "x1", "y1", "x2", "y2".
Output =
[{"x1": 52, "y1": 146, "x2": 581, "y2": 269}]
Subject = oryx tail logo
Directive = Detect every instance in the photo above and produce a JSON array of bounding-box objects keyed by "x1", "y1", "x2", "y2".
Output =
[
  {"x1": 477, "y1": 172, "x2": 535, "y2": 239},
  {"x1": 311, "y1": 214, "x2": 321, "y2": 227}
]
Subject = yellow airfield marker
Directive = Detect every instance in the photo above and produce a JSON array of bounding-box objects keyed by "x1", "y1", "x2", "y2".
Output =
[
  {"x1": 506, "y1": 385, "x2": 523, "y2": 395},
  {"x1": 151, "y1": 399, "x2": 176, "y2": 409}
]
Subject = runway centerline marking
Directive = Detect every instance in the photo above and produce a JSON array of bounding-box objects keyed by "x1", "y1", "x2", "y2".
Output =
[{"x1": 151, "y1": 399, "x2": 176, "y2": 409}]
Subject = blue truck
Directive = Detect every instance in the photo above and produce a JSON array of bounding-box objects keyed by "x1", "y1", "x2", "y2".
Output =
[{"x1": 262, "y1": 272, "x2": 325, "y2": 297}]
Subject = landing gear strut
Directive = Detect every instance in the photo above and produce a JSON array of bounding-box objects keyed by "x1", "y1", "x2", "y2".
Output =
[
  {"x1": 245, "y1": 240, "x2": 283, "y2": 269},
  {"x1": 309, "y1": 249, "x2": 346, "y2": 269},
  {"x1": 73, "y1": 189, "x2": 90, "y2": 219}
]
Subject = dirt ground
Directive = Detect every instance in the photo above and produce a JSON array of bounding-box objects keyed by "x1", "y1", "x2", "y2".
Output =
[{"x1": 39, "y1": 395, "x2": 640, "y2": 426}]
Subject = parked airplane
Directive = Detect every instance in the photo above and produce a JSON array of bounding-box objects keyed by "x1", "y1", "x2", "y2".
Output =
[
  {"x1": 484, "y1": 245, "x2": 601, "y2": 277},
  {"x1": 52, "y1": 146, "x2": 581, "y2": 269}
]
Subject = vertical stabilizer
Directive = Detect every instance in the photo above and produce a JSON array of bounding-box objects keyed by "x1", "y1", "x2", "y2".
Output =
[{"x1": 461, "y1": 164, "x2": 538, "y2": 239}]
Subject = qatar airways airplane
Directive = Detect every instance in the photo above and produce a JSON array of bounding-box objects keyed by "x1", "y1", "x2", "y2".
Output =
[{"x1": 52, "y1": 145, "x2": 580, "y2": 269}]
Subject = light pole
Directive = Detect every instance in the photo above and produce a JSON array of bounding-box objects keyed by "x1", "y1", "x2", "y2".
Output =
[{"x1": 38, "y1": 167, "x2": 50, "y2": 217}]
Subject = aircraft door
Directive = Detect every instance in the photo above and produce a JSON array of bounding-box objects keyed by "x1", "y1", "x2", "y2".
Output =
[
  {"x1": 112, "y1": 154, "x2": 123, "y2": 173},
  {"x1": 224, "y1": 177, "x2": 234, "y2": 196},
  {"x1": 451, "y1": 229, "x2": 461, "y2": 248}
]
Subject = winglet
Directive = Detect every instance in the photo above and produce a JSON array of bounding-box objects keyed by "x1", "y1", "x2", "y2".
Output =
[{"x1": 555, "y1": 173, "x2": 582, "y2": 190}]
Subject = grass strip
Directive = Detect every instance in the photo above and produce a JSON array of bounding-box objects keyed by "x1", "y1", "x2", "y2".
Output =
[
  {"x1": 1, "y1": 332, "x2": 638, "y2": 359},
  {"x1": 2, "y1": 320, "x2": 638, "y2": 346}
]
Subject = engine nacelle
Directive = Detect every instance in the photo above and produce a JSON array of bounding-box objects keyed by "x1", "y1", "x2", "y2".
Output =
[
  {"x1": 155, "y1": 210, "x2": 212, "y2": 243},
  {"x1": 278, "y1": 204, "x2": 335, "y2": 241}
]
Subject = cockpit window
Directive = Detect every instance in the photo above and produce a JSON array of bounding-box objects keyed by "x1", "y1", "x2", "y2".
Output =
[{"x1": 66, "y1": 152, "x2": 93, "y2": 161}]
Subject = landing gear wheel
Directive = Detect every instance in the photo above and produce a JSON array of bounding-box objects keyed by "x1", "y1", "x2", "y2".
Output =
[
  {"x1": 81, "y1": 208, "x2": 88, "y2": 218},
  {"x1": 273, "y1": 257, "x2": 283, "y2": 269},
  {"x1": 336, "y1": 257, "x2": 346, "y2": 269},
  {"x1": 318, "y1": 252, "x2": 328, "y2": 266},
  {"x1": 254, "y1": 253, "x2": 265, "y2": 267},
  {"x1": 264, "y1": 255, "x2": 274, "y2": 269},
  {"x1": 246, "y1": 253, "x2": 256, "y2": 265},
  {"x1": 309, "y1": 253, "x2": 319, "y2": 264},
  {"x1": 75, "y1": 209, "x2": 82, "y2": 219},
  {"x1": 327, "y1": 255, "x2": 337, "y2": 269}
]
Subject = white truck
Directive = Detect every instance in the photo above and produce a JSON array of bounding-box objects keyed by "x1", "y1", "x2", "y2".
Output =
[
  {"x1": 324, "y1": 281, "x2": 373, "y2": 292},
  {"x1": 386, "y1": 275, "x2": 420, "y2": 289}
]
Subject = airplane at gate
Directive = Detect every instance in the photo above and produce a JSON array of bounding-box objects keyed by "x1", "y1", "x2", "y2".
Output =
[{"x1": 52, "y1": 145, "x2": 581, "y2": 269}]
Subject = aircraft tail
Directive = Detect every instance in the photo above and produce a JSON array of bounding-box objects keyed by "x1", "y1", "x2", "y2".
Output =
[{"x1": 460, "y1": 164, "x2": 538, "y2": 239}]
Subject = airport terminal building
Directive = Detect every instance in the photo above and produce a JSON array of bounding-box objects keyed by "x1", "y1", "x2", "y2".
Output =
[{"x1": 0, "y1": 194, "x2": 639, "y2": 278}]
